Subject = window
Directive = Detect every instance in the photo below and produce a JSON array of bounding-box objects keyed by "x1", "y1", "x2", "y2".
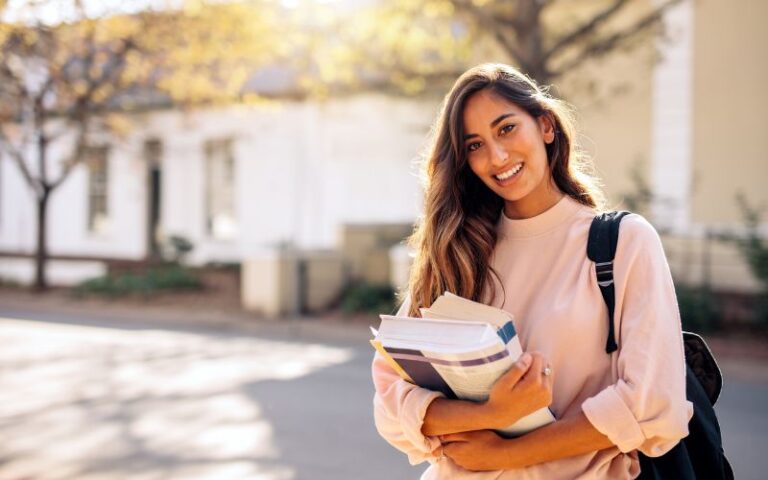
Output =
[
  {"x1": 204, "y1": 138, "x2": 237, "y2": 240},
  {"x1": 144, "y1": 139, "x2": 163, "y2": 256},
  {"x1": 86, "y1": 145, "x2": 110, "y2": 233}
]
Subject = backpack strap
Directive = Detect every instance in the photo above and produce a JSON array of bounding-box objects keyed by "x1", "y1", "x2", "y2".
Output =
[
  {"x1": 588, "y1": 212, "x2": 733, "y2": 480},
  {"x1": 587, "y1": 211, "x2": 631, "y2": 354}
]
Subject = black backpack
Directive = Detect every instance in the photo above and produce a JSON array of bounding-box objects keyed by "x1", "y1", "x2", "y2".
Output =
[{"x1": 587, "y1": 211, "x2": 734, "y2": 480}]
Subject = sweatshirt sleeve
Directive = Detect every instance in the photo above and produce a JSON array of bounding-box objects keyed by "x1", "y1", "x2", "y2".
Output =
[
  {"x1": 581, "y1": 215, "x2": 693, "y2": 457},
  {"x1": 371, "y1": 294, "x2": 446, "y2": 465}
]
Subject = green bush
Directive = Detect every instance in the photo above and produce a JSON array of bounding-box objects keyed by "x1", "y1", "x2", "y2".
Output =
[
  {"x1": 76, "y1": 264, "x2": 202, "y2": 297},
  {"x1": 340, "y1": 282, "x2": 396, "y2": 314},
  {"x1": 676, "y1": 284, "x2": 721, "y2": 333},
  {"x1": 733, "y1": 194, "x2": 768, "y2": 326}
]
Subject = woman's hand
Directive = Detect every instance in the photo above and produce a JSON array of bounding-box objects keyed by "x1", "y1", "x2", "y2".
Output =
[
  {"x1": 440, "y1": 430, "x2": 512, "y2": 471},
  {"x1": 482, "y1": 352, "x2": 553, "y2": 429}
]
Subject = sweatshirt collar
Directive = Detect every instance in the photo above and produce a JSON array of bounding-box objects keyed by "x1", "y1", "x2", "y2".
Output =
[{"x1": 496, "y1": 194, "x2": 585, "y2": 238}]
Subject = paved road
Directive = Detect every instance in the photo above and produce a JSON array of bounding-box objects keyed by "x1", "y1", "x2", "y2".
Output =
[{"x1": 0, "y1": 308, "x2": 764, "y2": 480}]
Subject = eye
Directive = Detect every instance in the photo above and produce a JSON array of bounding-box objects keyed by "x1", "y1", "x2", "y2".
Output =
[
  {"x1": 466, "y1": 141, "x2": 482, "y2": 153},
  {"x1": 499, "y1": 124, "x2": 516, "y2": 135}
]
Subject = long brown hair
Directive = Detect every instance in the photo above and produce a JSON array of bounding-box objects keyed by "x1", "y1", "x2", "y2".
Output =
[{"x1": 404, "y1": 63, "x2": 606, "y2": 316}]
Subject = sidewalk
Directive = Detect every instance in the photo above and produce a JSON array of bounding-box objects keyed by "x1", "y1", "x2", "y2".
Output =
[
  {"x1": 0, "y1": 286, "x2": 377, "y2": 346},
  {"x1": 2, "y1": 286, "x2": 767, "y2": 383}
]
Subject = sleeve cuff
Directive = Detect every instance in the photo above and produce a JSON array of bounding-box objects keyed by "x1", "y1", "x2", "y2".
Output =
[
  {"x1": 582, "y1": 386, "x2": 646, "y2": 453},
  {"x1": 401, "y1": 388, "x2": 445, "y2": 464}
]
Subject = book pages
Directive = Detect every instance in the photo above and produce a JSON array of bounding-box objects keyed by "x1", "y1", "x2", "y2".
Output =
[
  {"x1": 426, "y1": 291, "x2": 514, "y2": 328},
  {"x1": 427, "y1": 347, "x2": 514, "y2": 401}
]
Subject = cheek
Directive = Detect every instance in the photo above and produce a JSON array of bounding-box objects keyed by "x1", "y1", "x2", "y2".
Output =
[
  {"x1": 521, "y1": 139, "x2": 550, "y2": 169},
  {"x1": 466, "y1": 158, "x2": 495, "y2": 188},
  {"x1": 466, "y1": 156, "x2": 484, "y2": 177}
]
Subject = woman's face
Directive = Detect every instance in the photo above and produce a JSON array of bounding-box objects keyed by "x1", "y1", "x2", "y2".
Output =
[{"x1": 462, "y1": 89, "x2": 561, "y2": 219}]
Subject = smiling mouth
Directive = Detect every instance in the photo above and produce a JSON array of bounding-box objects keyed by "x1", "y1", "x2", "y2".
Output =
[{"x1": 494, "y1": 163, "x2": 523, "y2": 184}]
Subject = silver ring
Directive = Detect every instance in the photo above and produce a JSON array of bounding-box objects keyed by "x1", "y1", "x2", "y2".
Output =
[{"x1": 543, "y1": 366, "x2": 552, "y2": 376}]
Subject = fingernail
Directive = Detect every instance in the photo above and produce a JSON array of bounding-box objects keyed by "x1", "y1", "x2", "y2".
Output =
[{"x1": 520, "y1": 353, "x2": 531, "y2": 366}]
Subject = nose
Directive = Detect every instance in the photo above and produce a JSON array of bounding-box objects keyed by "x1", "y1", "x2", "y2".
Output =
[{"x1": 489, "y1": 140, "x2": 508, "y2": 166}]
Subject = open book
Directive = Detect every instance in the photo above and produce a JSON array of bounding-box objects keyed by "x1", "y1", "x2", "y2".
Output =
[{"x1": 371, "y1": 292, "x2": 555, "y2": 437}]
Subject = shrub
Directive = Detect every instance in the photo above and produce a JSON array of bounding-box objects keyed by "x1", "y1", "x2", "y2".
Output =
[
  {"x1": 675, "y1": 283, "x2": 721, "y2": 333},
  {"x1": 340, "y1": 282, "x2": 396, "y2": 314},
  {"x1": 728, "y1": 194, "x2": 768, "y2": 327},
  {"x1": 76, "y1": 264, "x2": 202, "y2": 297}
]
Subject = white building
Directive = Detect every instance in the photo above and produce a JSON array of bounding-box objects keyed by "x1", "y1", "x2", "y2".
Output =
[{"x1": 0, "y1": 94, "x2": 438, "y2": 284}]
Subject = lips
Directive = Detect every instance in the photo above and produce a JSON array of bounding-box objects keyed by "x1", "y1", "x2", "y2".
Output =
[{"x1": 494, "y1": 163, "x2": 524, "y2": 186}]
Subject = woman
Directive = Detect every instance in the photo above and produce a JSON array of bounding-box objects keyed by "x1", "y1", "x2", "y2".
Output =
[{"x1": 371, "y1": 63, "x2": 693, "y2": 479}]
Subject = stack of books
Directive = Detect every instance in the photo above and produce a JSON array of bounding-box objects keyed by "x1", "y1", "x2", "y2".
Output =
[{"x1": 371, "y1": 292, "x2": 555, "y2": 437}]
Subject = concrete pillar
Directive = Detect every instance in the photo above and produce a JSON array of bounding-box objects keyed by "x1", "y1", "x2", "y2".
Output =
[{"x1": 241, "y1": 249, "x2": 300, "y2": 318}]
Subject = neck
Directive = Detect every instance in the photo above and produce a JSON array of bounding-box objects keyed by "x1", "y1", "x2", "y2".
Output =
[{"x1": 504, "y1": 181, "x2": 565, "y2": 220}]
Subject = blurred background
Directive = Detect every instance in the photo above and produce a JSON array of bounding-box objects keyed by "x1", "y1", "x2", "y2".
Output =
[{"x1": 0, "y1": 0, "x2": 766, "y2": 479}]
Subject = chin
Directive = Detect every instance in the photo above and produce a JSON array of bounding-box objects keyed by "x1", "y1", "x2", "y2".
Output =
[{"x1": 495, "y1": 187, "x2": 532, "y2": 204}]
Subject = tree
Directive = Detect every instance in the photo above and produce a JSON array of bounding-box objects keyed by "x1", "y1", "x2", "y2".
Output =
[
  {"x1": 733, "y1": 194, "x2": 768, "y2": 325},
  {"x1": 318, "y1": 0, "x2": 687, "y2": 94},
  {"x1": 456, "y1": 0, "x2": 686, "y2": 85},
  {"x1": 0, "y1": 0, "x2": 284, "y2": 290}
]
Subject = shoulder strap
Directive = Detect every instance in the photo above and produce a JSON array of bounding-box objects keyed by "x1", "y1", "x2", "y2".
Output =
[{"x1": 587, "y1": 211, "x2": 631, "y2": 354}]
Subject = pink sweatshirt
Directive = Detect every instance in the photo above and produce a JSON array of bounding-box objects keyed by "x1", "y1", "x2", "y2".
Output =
[{"x1": 371, "y1": 195, "x2": 693, "y2": 479}]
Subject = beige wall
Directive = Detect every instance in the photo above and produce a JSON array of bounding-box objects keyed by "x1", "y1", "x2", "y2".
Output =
[
  {"x1": 557, "y1": 1, "x2": 656, "y2": 210},
  {"x1": 565, "y1": 54, "x2": 654, "y2": 210},
  {"x1": 691, "y1": 0, "x2": 768, "y2": 226},
  {"x1": 662, "y1": 234, "x2": 762, "y2": 293}
]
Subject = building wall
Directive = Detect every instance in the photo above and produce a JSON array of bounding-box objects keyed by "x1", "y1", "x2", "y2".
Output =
[
  {"x1": 690, "y1": 0, "x2": 768, "y2": 228},
  {"x1": 0, "y1": 127, "x2": 147, "y2": 260},
  {"x1": 567, "y1": 51, "x2": 655, "y2": 212},
  {"x1": 648, "y1": 0, "x2": 695, "y2": 233},
  {"x1": 0, "y1": 93, "x2": 438, "y2": 270},
  {"x1": 543, "y1": 0, "x2": 658, "y2": 212}
]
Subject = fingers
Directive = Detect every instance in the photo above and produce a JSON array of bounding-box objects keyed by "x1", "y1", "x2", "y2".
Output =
[
  {"x1": 442, "y1": 442, "x2": 457, "y2": 458},
  {"x1": 439, "y1": 432, "x2": 469, "y2": 443},
  {"x1": 543, "y1": 361, "x2": 554, "y2": 386},
  {"x1": 516, "y1": 352, "x2": 533, "y2": 372},
  {"x1": 522, "y1": 352, "x2": 554, "y2": 382},
  {"x1": 431, "y1": 444, "x2": 443, "y2": 457},
  {"x1": 525, "y1": 352, "x2": 544, "y2": 381},
  {"x1": 517, "y1": 352, "x2": 553, "y2": 404},
  {"x1": 496, "y1": 352, "x2": 532, "y2": 389}
]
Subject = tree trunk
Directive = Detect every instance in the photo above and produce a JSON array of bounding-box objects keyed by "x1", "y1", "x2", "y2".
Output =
[
  {"x1": 34, "y1": 186, "x2": 50, "y2": 291},
  {"x1": 513, "y1": 0, "x2": 550, "y2": 85}
]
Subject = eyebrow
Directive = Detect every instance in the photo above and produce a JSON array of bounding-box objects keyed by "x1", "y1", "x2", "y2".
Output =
[{"x1": 463, "y1": 113, "x2": 517, "y2": 140}]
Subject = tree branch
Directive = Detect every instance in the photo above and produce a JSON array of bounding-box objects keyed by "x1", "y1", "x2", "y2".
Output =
[
  {"x1": 543, "y1": 0, "x2": 629, "y2": 63},
  {"x1": 0, "y1": 57, "x2": 30, "y2": 103},
  {"x1": 549, "y1": 0, "x2": 683, "y2": 79},
  {"x1": 68, "y1": 37, "x2": 137, "y2": 115},
  {"x1": 49, "y1": 121, "x2": 88, "y2": 191},
  {"x1": 0, "y1": 128, "x2": 43, "y2": 196},
  {"x1": 451, "y1": 0, "x2": 527, "y2": 67}
]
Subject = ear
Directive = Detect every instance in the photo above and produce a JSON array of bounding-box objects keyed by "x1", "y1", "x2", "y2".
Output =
[{"x1": 538, "y1": 113, "x2": 556, "y2": 145}]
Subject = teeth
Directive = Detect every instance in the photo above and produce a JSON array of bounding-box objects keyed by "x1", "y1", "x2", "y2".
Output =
[{"x1": 495, "y1": 163, "x2": 523, "y2": 180}]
